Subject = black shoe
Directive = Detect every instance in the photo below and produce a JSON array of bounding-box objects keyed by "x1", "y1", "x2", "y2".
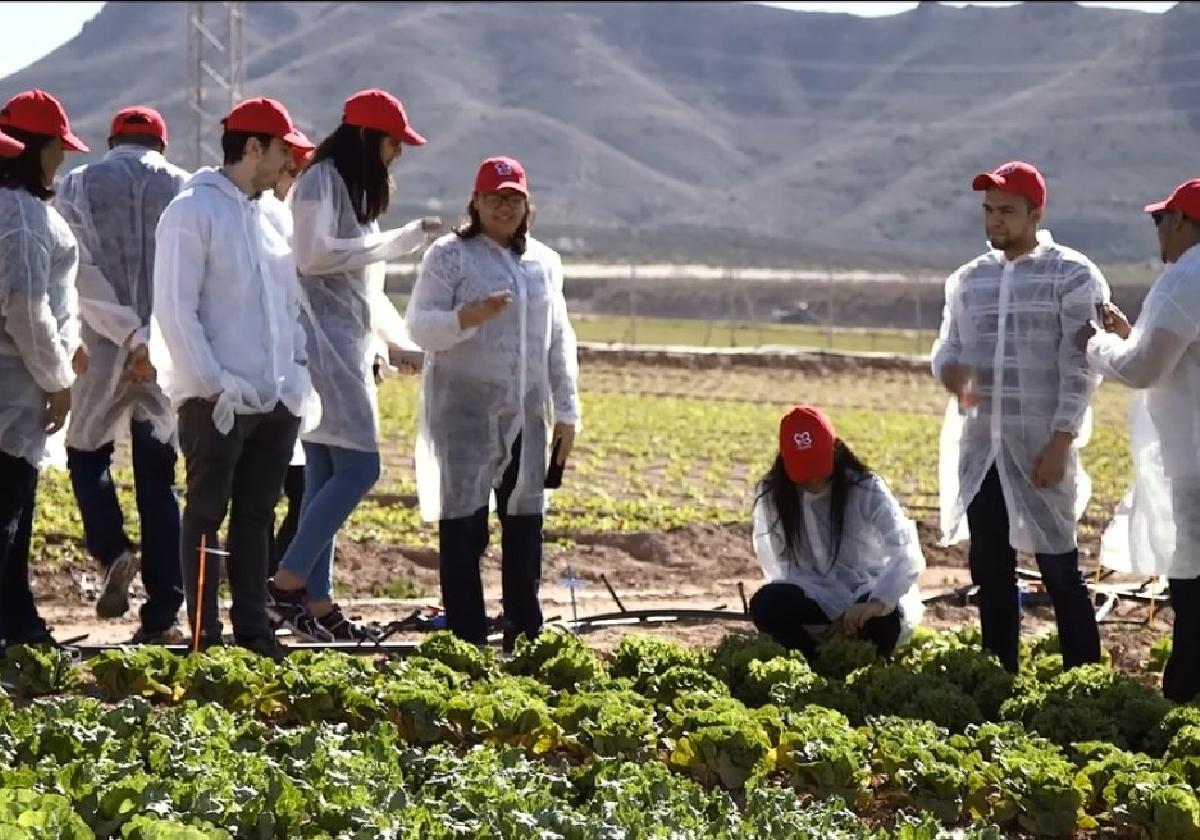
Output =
[
  {"x1": 233, "y1": 634, "x2": 288, "y2": 663},
  {"x1": 294, "y1": 606, "x2": 382, "y2": 645},
  {"x1": 129, "y1": 624, "x2": 186, "y2": 645},
  {"x1": 266, "y1": 578, "x2": 307, "y2": 627}
]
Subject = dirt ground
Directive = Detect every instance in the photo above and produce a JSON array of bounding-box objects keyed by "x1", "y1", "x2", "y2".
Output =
[{"x1": 32, "y1": 519, "x2": 1171, "y2": 679}]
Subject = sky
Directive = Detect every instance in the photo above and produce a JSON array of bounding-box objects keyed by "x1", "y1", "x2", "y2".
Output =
[{"x1": 0, "y1": 1, "x2": 1180, "y2": 80}]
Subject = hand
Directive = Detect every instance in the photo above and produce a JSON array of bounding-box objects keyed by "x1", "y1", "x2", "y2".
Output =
[
  {"x1": 458, "y1": 290, "x2": 513, "y2": 329},
  {"x1": 840, "y1": 600, "x2": 888, "y2": 636},
  {"x1": 44, "y1": 388, "x2": 71, "y2": 434},
  {"x1": 124, "y1": 344, "x2": 156, "y2": 384},
  {"x1": 71, "y1": 346, "x2": 88, "y2": 376},
  {"x1": 551, "y1": 422, "x2": 576, "y2": 465},
  {"x1": 1032, "y1": 432, "x2": 1072, "y2": 489},
  {"x1": 1099, "y1": 302, "x2": 1131, "y2": 339},
  {"x1": 387, "y1": 343, "x2": 423, "y2": 375},
  {"x1": 420, "y1": 216, "x2": 443, "y2": 234},
  {"x1": 939, "y1": 362, "x2": 971, "y2": 400},
  {"x1": 829, "y1": 613, "x2": 850, "y2": 639},
  {"x1": 1073, "y1": 322, "x2": 1096, "y2": 353}
]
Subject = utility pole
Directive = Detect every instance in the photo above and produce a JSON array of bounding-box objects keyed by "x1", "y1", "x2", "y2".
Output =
[{"x1": 186, "y1": 2, "x2": 245, "y2": 172}]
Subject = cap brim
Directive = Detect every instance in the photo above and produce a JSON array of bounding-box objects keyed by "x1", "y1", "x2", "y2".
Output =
[
  {"x1": 1143, "y1": 198, "x2": 1171, "y2": 214},
  {"x1": 62, "y1": 132, "x2": 89, "y2": 153},
  {"x1": 972, "y1": 173, "x2": 1004, "y2": 192},
  {"x1": 282, "y1": 131, "x2": 314, "y2": 151},
  {"x1": 399, "y1": 126, "x2": 426, "y2": 146},
  {"x1": 494, "y1": 180, "x2": 529, "y2": 195}
]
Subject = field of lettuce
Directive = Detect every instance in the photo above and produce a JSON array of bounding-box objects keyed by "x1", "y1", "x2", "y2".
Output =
[{"x1": 3, "y1": 625, "x2": 1198, "y2": 839}]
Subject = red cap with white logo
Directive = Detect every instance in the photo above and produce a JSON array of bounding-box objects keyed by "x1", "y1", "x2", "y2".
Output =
[
  {"x1": 778, "y1": 405, "x2": 836, "y2": 484},
  {"x1": 474, "y1": 156, "x2": 528, "y2": 196}
]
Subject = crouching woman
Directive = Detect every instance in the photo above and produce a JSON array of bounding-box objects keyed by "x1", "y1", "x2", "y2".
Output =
[{"x1": 749, "y1": 405, "x2": 925, "y2": 659}]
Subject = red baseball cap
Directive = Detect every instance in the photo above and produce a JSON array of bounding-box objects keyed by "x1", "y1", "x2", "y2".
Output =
[
  {"x1": 0, "y1": 89, "x2": 88, "y2": 152},
  {"x1": 778, "y1": 405, "x2": 836, "y2": 484},
  {"x1": 110, "y1": 106, "x2": 168, "y2": 143},
  {"x1": 0, "y1": 130, "x2": 24, "y2": 158},
  {"x1": 290, "y1": 131, "x2": 315, "y2": 169},
  {"x1": 221, "y1": 97, "x2": 308, "y2": 147},
  {"x1": 972, "y1": 160, "x2": 1046, "y2": 209},
  {"x1": 475, "y1": 156, "x2": 528, "y2": 195},
  {"x1": 342, "y1": 89, "x2": 425, "y2": 146},
  {"x1": 1144, "y1": 179, "x2": 1200, "y2": 221}
]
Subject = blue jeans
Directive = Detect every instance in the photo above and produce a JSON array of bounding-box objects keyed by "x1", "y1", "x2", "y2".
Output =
[
  {"x1": 67, "y1": 420, "x2": 184, "y2": 634},
  {"x1": 278, "y1": 442, "x2": 380, "y2": 602}
]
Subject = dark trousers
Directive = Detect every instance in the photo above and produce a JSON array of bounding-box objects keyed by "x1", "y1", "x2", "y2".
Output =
[
  {"x1": 267, "y1": 464, "x2": 305, "y2": 579},
  {"x1": 67, "y1": 420, "x2": 184, "y2": 634},
  {"x1": 749, "y1": 581, "x2": 902, "y2": 659},
  {"x1": 178, "y1": 399, "x2": 299, "y2": 643},
  {"x1": 1165, "y1": 576, "x2": 1200, "y2": 703},
  {"x1": 0, "y1": 452, "x2": 48, "y2": 645},
  {"x1": 438, "y1": 435, "x2": 543, "y2": 649},
  {"x1": 967, "y1": 465, "x2": 1101, "y2": 674}
]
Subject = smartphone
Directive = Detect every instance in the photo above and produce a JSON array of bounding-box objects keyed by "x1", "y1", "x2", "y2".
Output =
[{"x1": 545, "y1": 438, "x2": 566, "y2": 489}]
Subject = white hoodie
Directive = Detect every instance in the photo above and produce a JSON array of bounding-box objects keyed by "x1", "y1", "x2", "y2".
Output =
[{"x1": 149, "y1": 167, "x2": 316, "y2": 435}]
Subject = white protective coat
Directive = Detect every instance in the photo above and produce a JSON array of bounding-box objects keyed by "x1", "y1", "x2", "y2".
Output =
[
  {"x1": 259, "y1": 190, "x2": 305, "y2": 468},
  {"x1": 751, "y1": 474, "x2": 926, "y2": 645},
  {"x1": 149, "y1": 168, "x2": 315, "y2": 435},
  {"x1": 0, "y1": 187, "x2": 79, "y2": 468},
  {"x1": 55, "y1": 147, "x2": 189, "y2": 452},
  {"x1": 405, "y1": 232, "x2": 580, "y2": 522},
  {"x1": 1088, "y1": 244, "x2": 1200, "y2": 580},
  {"x1": 288, "y1": 159, "x2": 427, "y2": 453},
  {"x1": 932, "y1": 230, "x2": 1109, "y2": 555}
]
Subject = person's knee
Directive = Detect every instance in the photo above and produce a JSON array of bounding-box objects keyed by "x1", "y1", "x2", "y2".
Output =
[
  {"x1": 969, "y1": 550, "x2": 1016, "y2": 590},
  {"x1": 1036, "y1": 552, "x2": 1084, "y2": 593}
]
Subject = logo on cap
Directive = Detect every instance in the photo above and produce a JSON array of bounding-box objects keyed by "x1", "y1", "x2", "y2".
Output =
[
  {"x1": 793, "y1": 432, "x2": 813, "y2": 450},
  {"x1": 494, "y1": 161, "x2": 514, "y2": 176}
]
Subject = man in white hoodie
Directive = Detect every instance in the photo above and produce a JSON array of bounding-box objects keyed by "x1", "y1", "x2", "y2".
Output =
[
  {"x1": 149, "y1": 97, "x2": 314, "y2": 659},
  {"x1": 56, "y1": 106, "x2": 189, "y2": 643}
]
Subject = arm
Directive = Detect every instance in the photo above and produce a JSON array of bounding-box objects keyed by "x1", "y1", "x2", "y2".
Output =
[
  {"x1": 1087, "y1": 296, "x2": 1198, "y2": 390},
  {"x1": 55, "y1": 176, "x2": 143, "y2": 348},
  {"x1": 546, "y1": 252, "x2": 581, "y2": 425},
  {"x1": 404, "y1": 240, "x2": 478, "y2": 353},
  {"x1": 148, "y1": 216, "x2": 224, "y2": 397},
  {"x1": 930, "y1": 267, "x2": 964, "y2": 384},
  {"x1": 863, "y1": 480, "x2": 925, "y2": 612},
  {"x1": 1053, "y1": 262, "x2": 1108, "y2": 435},
  {"x1": 0, "y1": 229, "x2": 73, "y2": 392},
  {"x1": 290, "y1": 167, "x2": 427, "y2": 275},
  {"x1": 751, "y1": 491, "x2": 792, "y2": 583}
]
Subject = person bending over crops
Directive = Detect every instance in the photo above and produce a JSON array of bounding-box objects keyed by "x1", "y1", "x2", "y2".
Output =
[
  {"x1": 748, "y1": 405, "x2": 925, "y2": 659},
  {"x1": 405, "y1": 156, "x2": 581, "y2": 653}
]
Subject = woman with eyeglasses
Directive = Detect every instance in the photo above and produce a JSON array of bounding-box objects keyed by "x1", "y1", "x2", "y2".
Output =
[
  {"x1": 405, "y1": 156, "x2": 581, "y2": 652},
  {"x1": 266, "y1": 89, "x2": 441, "y2": 643},
  {"x1": 749, "y1": 405, "x2": 925, "y2": 660}
]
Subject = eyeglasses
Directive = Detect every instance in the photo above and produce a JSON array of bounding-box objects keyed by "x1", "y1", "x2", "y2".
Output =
[{"x1": 478, "y1": 193, "x2": 527, "y2": 211}]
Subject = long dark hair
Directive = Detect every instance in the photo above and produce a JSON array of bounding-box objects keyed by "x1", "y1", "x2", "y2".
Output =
[
  {"x1": 756, "y1": 440, "x2": 873, "y2": 572},
  {"x1": 310, "y1": 123, "x2": 391, "y2": 224},
  {"x1": 0, "y1": 128, "x2": 55, "y2": 200},
  {"x1": 454, "y1": 200, "x2": 531, "y2": 256}
]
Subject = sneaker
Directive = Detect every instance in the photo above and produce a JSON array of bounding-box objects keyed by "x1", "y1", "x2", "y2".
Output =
[
  {"x1": 129, "y1": 624, "x2": 186, "y2": 645},
  {"x1": 266, "y1": 578, "x2": 307, "y2": 627},
  {"x1": 96, "y1": 551, "x2": 140, "y2": 619},
  {"x1": 294, "y1": 606, "x2": 381, "y2": 645},
  {"x1": 233, "y1": 634, "x2": 289, "y2": 662}
]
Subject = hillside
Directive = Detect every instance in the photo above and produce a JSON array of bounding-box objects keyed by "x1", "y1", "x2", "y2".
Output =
[{"x1": 3, "y1": 1, "x2": 1196, "y2": 267}]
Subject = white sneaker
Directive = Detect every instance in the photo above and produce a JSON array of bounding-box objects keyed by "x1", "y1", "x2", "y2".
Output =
[{"x1": 96, "y1": 550, "x2": 140, "y2": 619}]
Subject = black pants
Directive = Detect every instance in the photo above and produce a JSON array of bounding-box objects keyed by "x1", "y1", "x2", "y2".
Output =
[
  {"x1": 67, "y1": 419, "x2": 184, "y2": 634},
  {"x1": 438, "y1": 435, "x2": 542, "y2": 650},
  {"x1": 748, "y1": 581, "x2": 902, "y2": 659},
  {"x1": 267, "y1": 464, "x2": 305, "y2": 579},
  {"x1": 967, "y1": 465, "x2": 1101, "y2": 674},
  {"x1": 1164, "y1": 576, "x2": 1200, "y2": 703},
  {"x1": 0, "y1": 452, "x2": 49, "y2": 646},
  {"x1": 178, "y1": 399, "x2": 299, "y2": 643}
]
